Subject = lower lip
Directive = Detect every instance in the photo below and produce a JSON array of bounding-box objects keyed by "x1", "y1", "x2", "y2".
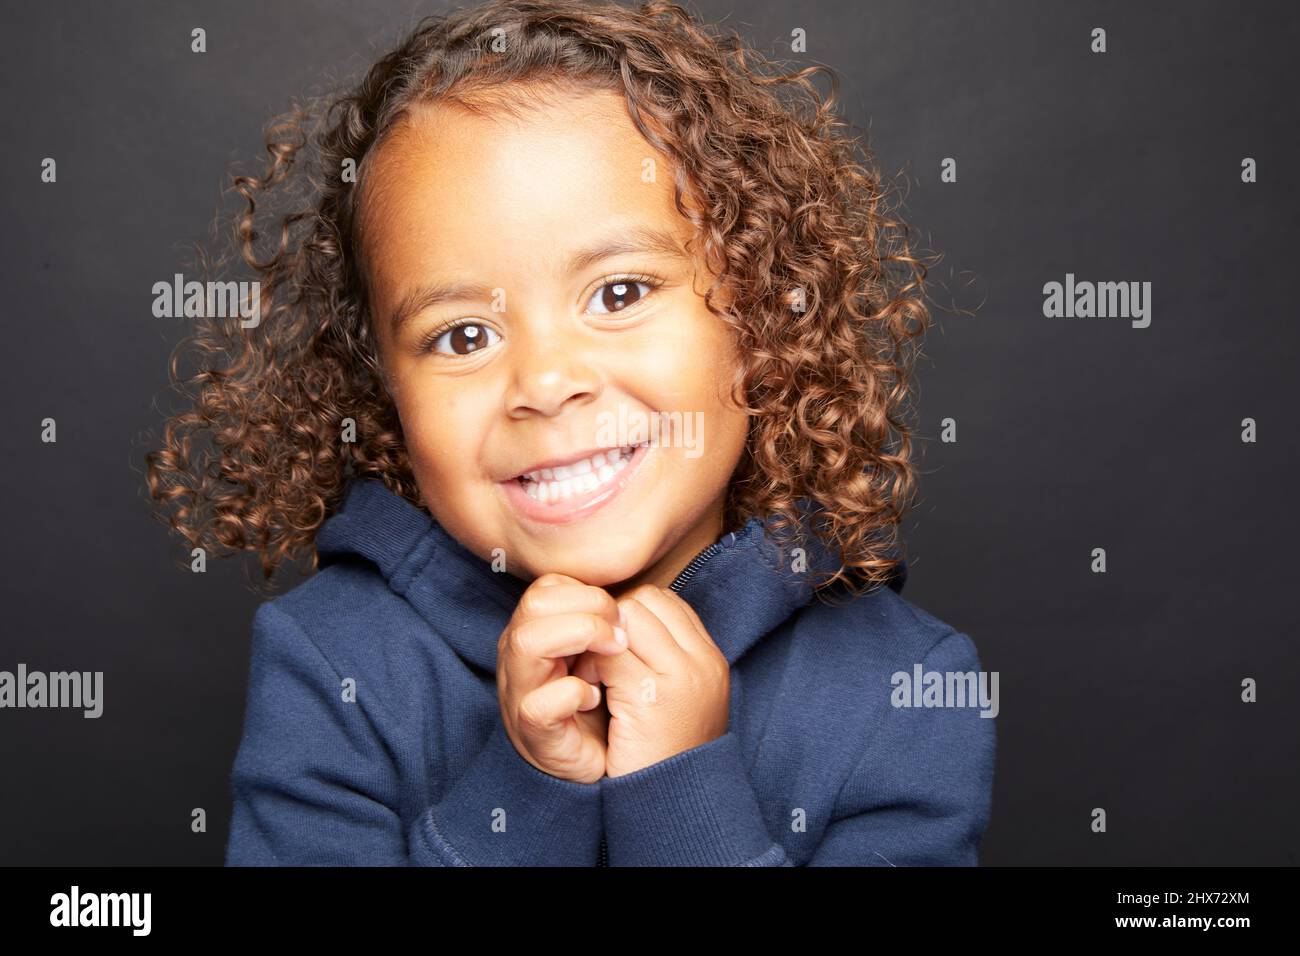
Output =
[{"x1": 499, "y1": 444, "x2": 651, "y2": 525}]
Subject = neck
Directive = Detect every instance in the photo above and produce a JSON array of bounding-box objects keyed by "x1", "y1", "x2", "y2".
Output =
[{"x1": 605, "y1": 492, "x2": 727, "y2": 599}]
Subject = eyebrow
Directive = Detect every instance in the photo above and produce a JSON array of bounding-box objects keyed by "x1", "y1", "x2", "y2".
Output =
[{"x1": 387, "y1": 226, "x2": 690, "y2": 336}]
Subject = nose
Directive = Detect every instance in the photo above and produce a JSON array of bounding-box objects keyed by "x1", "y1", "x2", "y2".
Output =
[{"x1": 504, "y1": 321, "x2": 602, "y2": 419}]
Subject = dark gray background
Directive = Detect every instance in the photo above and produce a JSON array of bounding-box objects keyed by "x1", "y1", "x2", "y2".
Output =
[{"x1": 1, "y1": 0, "x2": 1295, "y2": 865}]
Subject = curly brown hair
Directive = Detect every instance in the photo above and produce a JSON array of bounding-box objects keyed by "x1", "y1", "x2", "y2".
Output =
[{"x1": 144, "y1": 0, "x2": 936, "y2": 596}]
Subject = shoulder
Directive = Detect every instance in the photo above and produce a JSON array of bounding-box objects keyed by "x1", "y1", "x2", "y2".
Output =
[
  {"x1": 794, "y1": 581, "x2": 985, "y2": 685},
  {"x1": 263, "y1": 558, "x2": 403, "y2": 641},
  {"x1": 244, "y1": 559, "x2": 432, "y2": 725},
  {"x1": 785, "y1": 582, "x2": 994, "y2": 773},
  {"x1": 797, "y1": 586, "x2": 996, "y2": 861}
]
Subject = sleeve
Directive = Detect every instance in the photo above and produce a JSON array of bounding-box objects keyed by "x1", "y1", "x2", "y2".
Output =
[
  {"x1": 805, "y1": 629, "x2": 997, "y2": 866},
  {"x1": 225, "y1": 602, "x2": 603, "y2": 867},
  {"x1": 599, "y1": 730, "x2": 789, "y2": 866},
  {"x1": 598, "y1": 629, "x2": 996, "y2": 867}
]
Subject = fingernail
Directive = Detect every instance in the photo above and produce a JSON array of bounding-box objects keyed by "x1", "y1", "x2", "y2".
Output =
[
  {"x1": 589, "y1": 683, "x2": 601, "y2": 705},
  {"x1": 613, "y1": 625, "x2": 628, "y2": 647},
  {"x1": 618, "y1": 605, "x2": 628, "y2": 630}
]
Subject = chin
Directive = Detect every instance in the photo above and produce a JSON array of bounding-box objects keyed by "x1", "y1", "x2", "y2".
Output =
[{"x1": 524, "y1": 544, "x2": 652, "y2": 589}]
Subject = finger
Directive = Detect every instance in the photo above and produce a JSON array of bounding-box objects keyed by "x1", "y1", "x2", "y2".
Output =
[
  {"x1": 575, "y1": 679, "x2": 604, "y2": 712},
  {"x1": 588, "y1": 634, "x2": 653, "y2": 689},
  {"x1": 615, "y1": 596, "x2": 689, "y2": 674},
  {"x1": 572, "y1": 651, "x2": 601, "y2": 686},
  {"x1": 630, "y1": 587, "x2": 715, "y2": 656},
  {"x1": 511, "y1": 612, "x2": 627, "y2": 663},
  {"x1": 516, "y1": 578, "x2": 622, "y2": 630},
  {"x1": 518, "y1": 676, "x2": 602, "y2": 735},
  {"x1": 531, "y1": 572, "x2": 582, "y2": 588},
  {"x1": 572, "y1": 694, "x2": 609, "y2": 739}
]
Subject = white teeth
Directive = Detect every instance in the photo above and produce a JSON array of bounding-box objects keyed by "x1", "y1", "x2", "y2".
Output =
[{"x1": 518, "y1": 445, "x2": 639, "y2": 503}]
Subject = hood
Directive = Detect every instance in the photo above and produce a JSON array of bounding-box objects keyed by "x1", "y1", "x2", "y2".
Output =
[{"x1": 315, "y1": 477, "x2": 906, "y2": 673}]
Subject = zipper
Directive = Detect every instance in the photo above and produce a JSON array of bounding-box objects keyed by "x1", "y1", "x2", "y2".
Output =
[
  {"x1": 668, "y1": 541, "x2": 725, "y2": 593},
  {"x1": 595, "y1": 538, "x2": 726, "y2": 866}
]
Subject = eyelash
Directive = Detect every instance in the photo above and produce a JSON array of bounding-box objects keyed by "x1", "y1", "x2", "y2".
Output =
[{"x1": 416, "y1": 273, "x2": 665, "y2": 356}]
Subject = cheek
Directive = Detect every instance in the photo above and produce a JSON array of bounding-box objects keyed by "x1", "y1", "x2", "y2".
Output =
[
  {"x1": 398, "y1": 383, "x2": 482, "y2": 482},
  {"x1": 642, "y1": 312, "x2": 748, "y2": 462},
  {"x1": 637, "y1": 303, "x2": 736, "y2": 400},
  {"x1": 678, "y1": 316, "x2": 743, "y2": 414},
  {"x1": 689, "y1": 324, "x2": 749, "y2": 460}
]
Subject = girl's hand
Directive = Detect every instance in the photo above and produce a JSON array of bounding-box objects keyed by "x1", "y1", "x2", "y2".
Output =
[
  {"x1": 497, "y1": 573, "x2": 627, "y2": 784},
  {"x1": 578, "y1": 585, "x2": 730, "y2": 778}
]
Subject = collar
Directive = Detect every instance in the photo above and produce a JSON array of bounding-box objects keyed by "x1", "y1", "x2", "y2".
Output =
[{"x1": 316, "y1": 477, "x2": 906, "y2": 673}]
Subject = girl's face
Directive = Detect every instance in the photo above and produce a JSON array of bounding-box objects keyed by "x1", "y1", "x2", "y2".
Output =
[{"x1": 362, "y1": 87, "x2": 750, "y2": 594}]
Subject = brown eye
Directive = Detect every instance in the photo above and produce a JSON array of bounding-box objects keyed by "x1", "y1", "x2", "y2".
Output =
[
  {"x1": 425, "y1": 321, "x2": 500, "y2": 356},
  {"x1": 588, "y1": 278, "x2": 652, "y2": 315}
]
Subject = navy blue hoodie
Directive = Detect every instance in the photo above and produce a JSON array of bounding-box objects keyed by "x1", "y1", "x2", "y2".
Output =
[{"x1": 225, "y1": 477, "x2": 996, "y2": 866}]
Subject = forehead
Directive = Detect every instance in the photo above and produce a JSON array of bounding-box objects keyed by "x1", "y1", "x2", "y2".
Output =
[{"x1": 359, "y1": 88, "x2": 695, "y2": 290}]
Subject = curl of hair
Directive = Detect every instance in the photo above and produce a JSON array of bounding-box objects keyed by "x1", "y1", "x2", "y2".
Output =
[{"x1": 145, "y1": 0, "x2": 936, "y2": 596}]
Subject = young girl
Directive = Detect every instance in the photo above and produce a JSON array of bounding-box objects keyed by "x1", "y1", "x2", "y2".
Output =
[{"x1": 147, "y1": 0, "x2": 995, "y2": 866}]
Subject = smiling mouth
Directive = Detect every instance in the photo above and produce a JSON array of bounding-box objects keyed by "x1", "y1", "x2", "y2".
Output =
[{"x1": 513, "y1": 443, "x2": 644, "y2": 504}]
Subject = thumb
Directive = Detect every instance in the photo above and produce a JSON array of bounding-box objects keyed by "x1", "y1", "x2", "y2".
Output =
[{"x1": 573, "y1": 651, "x2": 602, "y2": 686}]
